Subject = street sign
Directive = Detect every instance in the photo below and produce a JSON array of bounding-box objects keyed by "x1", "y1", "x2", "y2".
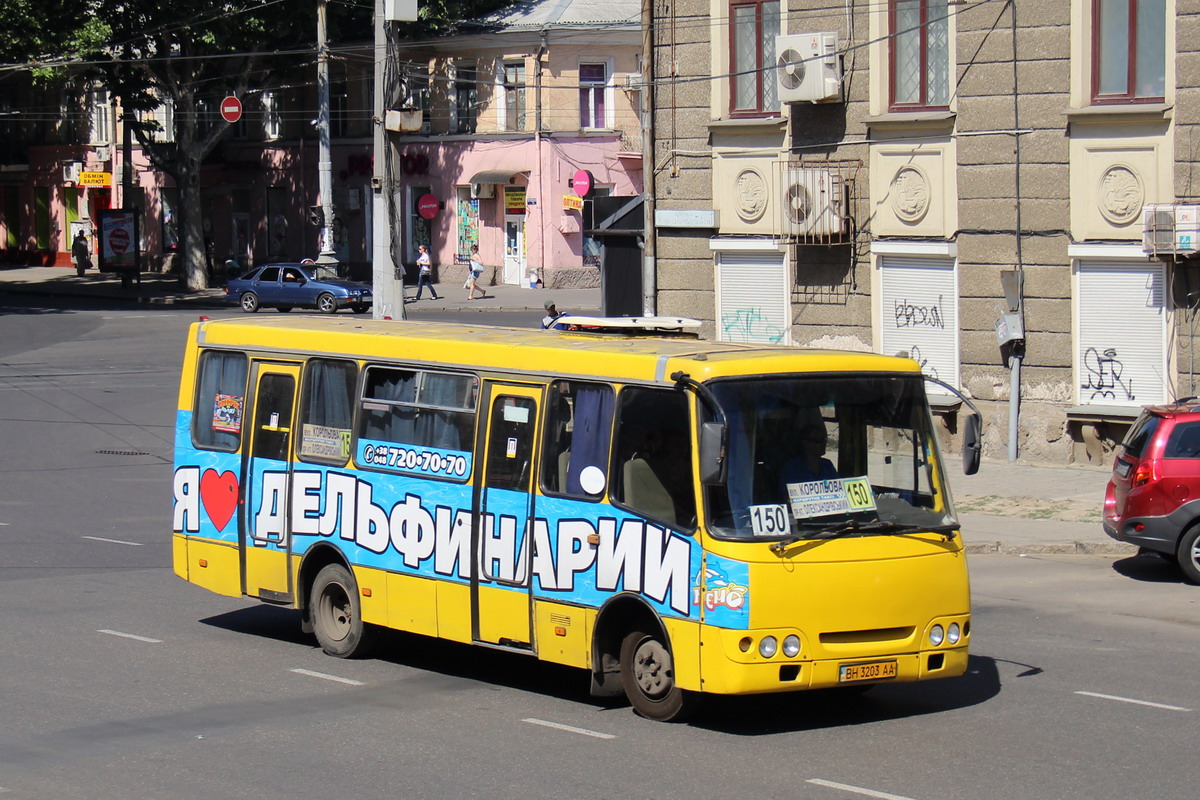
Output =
[{"x1": 220, "y1": 96, "x2": 243, "y2": 124}]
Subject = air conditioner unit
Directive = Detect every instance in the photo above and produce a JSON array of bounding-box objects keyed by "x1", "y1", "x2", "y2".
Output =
[
  {"x1": 624, "y1": 73, "x2": 643, "y2": 90},
  {"x1": 1142, "y1": 203, "x2": 1200, "y2": 255},
  {"x1": 62, "y1": 161, "x2": 83, "y2": 184},
  {"x1": 781, "y1": 167, "x2": 846, "y2": 237},
  {"x1": 776, "y1": 32, "x2": 842, "y2": 104},
  {"x1": 470, "y1": 182, "x2": 494, "y2": 199}
]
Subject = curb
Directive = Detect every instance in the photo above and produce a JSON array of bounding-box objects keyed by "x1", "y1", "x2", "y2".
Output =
[{"x1": 964, "y1": 541, "x2": 1138, "y2": 555}]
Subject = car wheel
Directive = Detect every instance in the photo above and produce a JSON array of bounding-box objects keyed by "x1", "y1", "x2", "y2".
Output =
[
  {"x1": 351, "y1": 304, "x2": 368, "y2": 314},
  {"x1": 1176, "y1": 525, "x2": 1200, "y2": 584},
  {"x1": 277, "y1": 306, "x2": 292, "y2": 313},
  {"x1": 240, "y1": 292, "x2": 260, "y2": 312},
  {"x1": 317, "y1": 292, "x2": 338, "y2": 314}
]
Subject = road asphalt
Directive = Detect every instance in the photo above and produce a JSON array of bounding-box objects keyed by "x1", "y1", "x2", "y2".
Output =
[{"x1": 0, "y1": 263, "x2": 1133, "y2": 557}]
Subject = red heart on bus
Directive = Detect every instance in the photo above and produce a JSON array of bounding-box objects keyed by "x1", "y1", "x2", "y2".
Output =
[{"x1": 200, "y1": 468, "x2": 239, "y2": 532}]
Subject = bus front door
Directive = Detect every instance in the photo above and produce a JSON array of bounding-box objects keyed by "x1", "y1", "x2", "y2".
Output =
[
  {"x1": 472, "y1": 383, "x2": 542, "y2": 650},
  {"x1": 241, "y1": 362, "x2": 301, "y2": 604}
]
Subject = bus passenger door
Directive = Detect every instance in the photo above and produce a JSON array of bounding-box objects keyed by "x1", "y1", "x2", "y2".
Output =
[
  {"x1": 472, "y1": 383, "x2": 542, "y2": 651},
  {"x1": 241, "y1": 362, "x2": 301, "y2": 603}
]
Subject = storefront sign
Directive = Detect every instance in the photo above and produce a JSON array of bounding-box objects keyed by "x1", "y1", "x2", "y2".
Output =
[
  {"x1": 562, "y1": 195, "x2": 584, "y2": 211},
  {"x1": 505, "y1": 187, "x2": 526, "y2": 215},
  {"x1": 79, "y1": 171, "x2": 112, "y2": 187},
  {"x1": 417, "y1": 193, "x2": 440, "y2": 220},
  {"x1": 572, "y1": 169, "x2": 594, "y2": 198}
]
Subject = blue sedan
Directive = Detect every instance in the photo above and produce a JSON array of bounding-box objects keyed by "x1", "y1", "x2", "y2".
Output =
[{"x1": 226, "y1": 263, "x2": 372, "y2": 314}]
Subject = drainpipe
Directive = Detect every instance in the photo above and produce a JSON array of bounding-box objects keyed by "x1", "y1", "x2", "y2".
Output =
[
  {"x1": 640, "y1": 0, "x2": 656, "y2": 315},
  {"x1": 1008, "y1": 0, "x2": 1023, "y2": 462},
  {"x1": 536, "y1": 31, "x2": 548, "y2": 287}
]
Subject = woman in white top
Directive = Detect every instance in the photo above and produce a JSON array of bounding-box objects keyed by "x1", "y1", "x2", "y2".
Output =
[
  {"x1": 466, "y1": 245, "x2": 486, "y2": 300},
  {"x1": 414, "y1": 244, "x2": 439, "y2": 300}
]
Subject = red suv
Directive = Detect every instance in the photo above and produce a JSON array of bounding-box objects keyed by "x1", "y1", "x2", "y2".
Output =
[{"x1": 1104, "y1": 401, "x2": 1200, "y2": 584}]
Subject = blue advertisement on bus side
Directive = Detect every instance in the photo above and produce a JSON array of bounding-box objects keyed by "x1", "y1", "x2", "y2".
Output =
[{"x1": 172, "y1": 412, "x2": 752, "y2": 628}]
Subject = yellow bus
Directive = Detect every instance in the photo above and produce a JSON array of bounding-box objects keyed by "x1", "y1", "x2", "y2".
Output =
[{"x1": 171, "y1": 315, "x2": 980, "y2": 721}]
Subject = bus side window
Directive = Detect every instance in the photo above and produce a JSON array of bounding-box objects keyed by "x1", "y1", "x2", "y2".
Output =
[
  {"x1": 193, "y1": 350, "x2": 248, "y2": 452},
  {"x1": 297, "y1": 358, "x2": 358, "y2": 465},
  {"x1": 357, "y1": 366, "x2": 478, "y2": 472},
  {"x1": 612, "y1": 387, "x2": 695, "y2": 529},
  {"x1": 541, "y1": 380, "x2": 614, "y2": 499}
]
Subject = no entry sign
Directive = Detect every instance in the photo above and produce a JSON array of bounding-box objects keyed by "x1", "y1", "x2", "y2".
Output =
[{"x1": 220, "y1": 96, "x2": 243, "y2": 124}]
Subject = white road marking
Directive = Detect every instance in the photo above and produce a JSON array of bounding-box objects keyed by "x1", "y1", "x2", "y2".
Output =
[
  {"x1": 289, "y1": 668, "x2": 365, "y2": 686},
  {"x1": 82, "y1": 535, "x2": 143, "y2": 546},
  {"x1": 520, "y1": 718, "x2": 615, "y2": 740},
  {"x1": 806, "y1": 779, "x2": 919, "y2": 800},
  {"x1": 98, "y1": 629, "x2": 162, "y2": 643},
  {"x1": 1074, "y1": 690, "x2": 1191, "y2": 712}
]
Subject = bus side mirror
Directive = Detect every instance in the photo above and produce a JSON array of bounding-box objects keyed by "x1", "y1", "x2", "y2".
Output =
[
  {"x1": 699, "y1": 421, "x2": 727, "y2": 486},
  {"x1": 962, "y1": 413, "x2": 981, "y2": 475}
]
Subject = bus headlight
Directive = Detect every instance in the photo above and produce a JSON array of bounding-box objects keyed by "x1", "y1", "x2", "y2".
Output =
[
  {"x1": 782, "y1": 635, "x2": 801, "y2": 658},
  {"x1": 929, "y1": 624, "x2": 945, "y2": 646},
  {"x1": 947, "y1": 622, "x2": 961, "y2": 644},
  {"x1": 759, "y1": 636, "x2": 778, "y2": 658}
]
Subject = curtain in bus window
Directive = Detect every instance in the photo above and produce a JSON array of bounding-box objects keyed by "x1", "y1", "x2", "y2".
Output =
[
  {"x1": 416, "y1": 372, "x2": 472, "y2": 451},
  {"x1": 362, "y1": 369, "x2": 419, "y2": 443},
  {"x1": 194, "y1": 351, "x2": 248, "y2": 451},
  {"x1": 565, "y1": 384, "x2": 613, "y2": 495},
  {"x1": 300, "y1": 359, "x2": 356, "y2": 463}
]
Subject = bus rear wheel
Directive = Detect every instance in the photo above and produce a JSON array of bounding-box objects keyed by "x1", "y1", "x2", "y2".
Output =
[
  {"x1": 619, "y1": 628, "x2": 697, "y2": 722},
  {"x1": 310, "y1": 563, "x2": 375, "y2": 658}
]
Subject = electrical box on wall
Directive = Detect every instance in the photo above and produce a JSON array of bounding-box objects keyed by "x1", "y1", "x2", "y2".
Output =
[{"x1": 775, "y1": 32, "x2": 842, "y2": 103}]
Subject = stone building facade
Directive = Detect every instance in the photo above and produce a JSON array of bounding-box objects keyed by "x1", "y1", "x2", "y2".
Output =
[{"x1": 649, "y1": 0, "x2": 1194, "y2": 465}]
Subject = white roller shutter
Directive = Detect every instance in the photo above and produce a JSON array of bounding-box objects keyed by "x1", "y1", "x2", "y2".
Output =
[
  {"x1": 880, "y1": 256, "x2": 959, "y2": 390},
  {"x1": 716, "y1": 250, "x2": 790, "y2": 344},
  {"x1": 1077, "y1": 260, "x2": 1166, "y2": 406}
]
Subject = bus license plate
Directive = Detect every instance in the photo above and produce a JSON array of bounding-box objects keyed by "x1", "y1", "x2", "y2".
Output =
[{"x1": 839, "y1": 660, "x2": 897, "y2": 683}]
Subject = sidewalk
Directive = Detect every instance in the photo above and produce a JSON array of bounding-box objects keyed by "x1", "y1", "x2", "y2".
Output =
[
  {"x1": 0, "y1": 263, "x2": 601, "y2": 314},
  {"x1": 0, "y1": 263, "x2": 1128, "y2": 556}
]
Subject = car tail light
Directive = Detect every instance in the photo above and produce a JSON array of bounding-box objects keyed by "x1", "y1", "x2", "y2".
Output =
[{"x1": 1132, "y1": 460, "x2": 1157, "y2": 487}]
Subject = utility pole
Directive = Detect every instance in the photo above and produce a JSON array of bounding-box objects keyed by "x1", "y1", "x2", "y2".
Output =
[{"x1": 316, "y1": 0, "x2": 337, "y2": 266}]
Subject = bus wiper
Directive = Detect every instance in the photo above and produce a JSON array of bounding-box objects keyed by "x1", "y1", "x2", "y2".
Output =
[{"x1": 769, "y1": 520, "x2": 958, "y2": 553}]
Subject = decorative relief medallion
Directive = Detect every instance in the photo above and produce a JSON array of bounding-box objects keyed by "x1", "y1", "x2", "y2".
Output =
[
  {"x1": 1098, "y1": 165, "x2": 1144, "y2": 225},
  {"x1": 891, "y1": 166, "x2": 930, "y2": 223},
  {"x1": 733, "y1": 169, "x2": 768, "y2": 222}
]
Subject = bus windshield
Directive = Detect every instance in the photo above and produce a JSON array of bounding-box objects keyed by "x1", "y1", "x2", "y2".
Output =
[{"x1": 703, "y1": 373, "x2": 957, "y2": 539}]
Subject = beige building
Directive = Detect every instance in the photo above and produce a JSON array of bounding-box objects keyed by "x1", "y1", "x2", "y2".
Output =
[{"x1": 649, "y1": 0, "x2": 1194, "y2": 465}]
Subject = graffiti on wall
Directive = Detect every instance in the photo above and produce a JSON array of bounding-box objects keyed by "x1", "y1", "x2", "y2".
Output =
[{"x1": 893, "y1": 296, "x2": 945, "y2": 329}]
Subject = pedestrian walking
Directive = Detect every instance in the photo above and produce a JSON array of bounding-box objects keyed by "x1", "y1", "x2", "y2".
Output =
[
  {"x1": 466, "y1": 245, "x2": 486, "y2": 300},
  {"x1": 72, "y1": 230, "x2": 92, "y2": 277},
  {"x1": 414, "y1": 244, "x2": 439, "y2": 300}
]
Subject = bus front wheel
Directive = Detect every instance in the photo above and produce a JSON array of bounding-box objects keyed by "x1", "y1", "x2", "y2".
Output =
[
  {"x1": 310, "y1": 563, "x2": 375, "y2": 658},
  {"x1": 619, "y1": 628, "x2": 697, "y2": 722}
]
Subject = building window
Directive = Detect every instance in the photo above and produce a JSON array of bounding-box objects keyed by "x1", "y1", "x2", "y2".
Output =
[
  {"x1": 138, "y1": 97, "x2": 175, "y2": 143},
  {"x1": 88, "y1": 89, "x2": 111, "y2": 145},
  {"x1": 889, "y1": 0, "x2": 950, "y2": 110},
  {"x1": 261, "y1": 90, "x2": 281, "y2": 140},
  {"x1": 1092, "y1": 0, "x2": 1166, "y2": 103},
  {"x1": 453, "y1": 62, "x2": 478, "y2": 134},
  {"x1": 729, "y1": 0, "x2": 780, "y2": 116},
  {"x1": 502, "y1": 62, "x2": 527, "y2": 131},
  {"x1": 580, "y1": 63, "x2": 607, "y2": 129},
  {"x1": 331, "y1": 81, "x2": 349, "y2": 137}
]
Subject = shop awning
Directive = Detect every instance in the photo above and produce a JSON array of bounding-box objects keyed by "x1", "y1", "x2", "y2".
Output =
[{"x1": 470, "y1": 169, "x2": 523, "y2": 185}]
